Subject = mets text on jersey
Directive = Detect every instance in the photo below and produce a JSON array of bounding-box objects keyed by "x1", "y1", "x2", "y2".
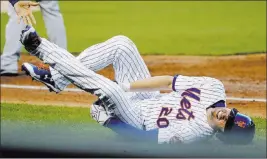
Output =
[{"x1": 157, "y1": 88, "x2": 201, "y2": 128}]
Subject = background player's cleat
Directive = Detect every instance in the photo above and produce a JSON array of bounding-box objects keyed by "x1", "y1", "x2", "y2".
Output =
[
  {"x1": 21, "y1": 62, "x2": 60, "y2": 93},
  {"x1": 20, "y1": 25, "x2": 41, "y2": 52},
  {"x1": 0, "y1": 72, "x2": 18, "y2": 77},
  {"x1": 90, "y1": 99, "x2": 112, "y2": 126}
]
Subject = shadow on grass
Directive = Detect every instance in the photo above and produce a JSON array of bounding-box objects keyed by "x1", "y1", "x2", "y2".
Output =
[{"x1": 1, "y1": 121, "x2": 266, "y2": 158}]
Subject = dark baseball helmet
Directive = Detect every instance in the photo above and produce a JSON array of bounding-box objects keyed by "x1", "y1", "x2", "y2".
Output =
[{"x1": 216, "y1": 108, "x2": 255, "y2": 145}]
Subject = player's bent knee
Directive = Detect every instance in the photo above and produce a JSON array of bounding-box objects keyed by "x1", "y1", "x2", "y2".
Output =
[
  {"x1": 112, "y1": 35, "x2": 139, "y2": 56},
  {"x1": 113, "y1": 35, "x2": 135, "y2": 47},
  {"x1": 113, "y1": 35, "x2": 132, "y2": 42}
]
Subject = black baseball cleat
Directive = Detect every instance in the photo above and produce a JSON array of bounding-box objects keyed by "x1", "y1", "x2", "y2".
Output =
[
  {"x1": 20, "y1": 25, "x2": 42, "y2": 52},
  {"x1": 21, "y1": 62, "x2": 60, "y2": 93}
]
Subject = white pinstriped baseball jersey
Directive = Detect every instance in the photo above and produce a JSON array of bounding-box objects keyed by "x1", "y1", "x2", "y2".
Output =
[
  {"x1": 29, "y1": 34, "x2": 226, "y2": 144},
  {"x1": 141, "y1": 75, "x2": 226, "y2": 144}
]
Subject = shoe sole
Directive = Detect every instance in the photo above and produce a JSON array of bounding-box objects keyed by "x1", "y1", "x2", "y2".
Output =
[{"x1": 21, "y1": 63, "x2": 60, "y2": 93}]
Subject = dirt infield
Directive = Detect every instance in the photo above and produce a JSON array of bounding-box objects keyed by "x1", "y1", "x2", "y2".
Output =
[{"x1": 1, "y1": 54, "x2": 266, "y2": 118}]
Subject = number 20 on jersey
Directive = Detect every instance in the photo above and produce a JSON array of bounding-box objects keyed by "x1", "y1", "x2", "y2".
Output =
[{"x1": 157, "y1": 88, "x2": 201, "y2": 128}]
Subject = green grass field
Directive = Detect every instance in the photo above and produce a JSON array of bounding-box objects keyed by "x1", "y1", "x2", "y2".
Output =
[
  {"x1": 1, "y1": 103, "x2": 266, "y2": 139},
  {"x1": 1, "y1": 1, "x2": 266, "y2": 55},
  {"x1": 1, "y1": 103, "x2": 266, "y2": 157},
  {"x1": 1, "y1": 103, "x2": 117, "y2": 141}
]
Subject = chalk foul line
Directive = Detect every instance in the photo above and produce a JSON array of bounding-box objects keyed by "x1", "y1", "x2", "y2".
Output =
[{"x1": 1, "y1": 84, "x2": 266, "y2": 102}]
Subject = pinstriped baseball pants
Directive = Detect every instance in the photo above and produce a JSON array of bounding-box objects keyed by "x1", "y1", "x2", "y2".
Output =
[{"x1": 31, "y1": 36, "x2": 159, "y2": 129}]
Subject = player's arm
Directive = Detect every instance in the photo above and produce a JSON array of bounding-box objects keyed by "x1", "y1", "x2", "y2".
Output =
[
  {"x1": 120, "y1": 75, "x2": 174, "y2": 92},
  {"x1": 121, "y1": 75, "x2": 225, "y2": 94}
]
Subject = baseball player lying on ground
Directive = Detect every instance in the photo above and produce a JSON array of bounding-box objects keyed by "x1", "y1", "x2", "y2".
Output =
[{"x1": 20, "y1": 25, "x2": 255, "y2": 145}]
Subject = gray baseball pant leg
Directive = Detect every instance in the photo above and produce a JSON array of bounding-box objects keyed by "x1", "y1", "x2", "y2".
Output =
[
  {"x1": 39, "y1": 1, "x2": 67, "y2": 49},
  {"x1": 1, "y1": 3, "x2": 25, "y2": 74}
]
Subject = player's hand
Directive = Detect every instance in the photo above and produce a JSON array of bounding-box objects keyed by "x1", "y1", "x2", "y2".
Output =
[{"x1": 14, "y1": 1, "x2": 39, "y2": 26}]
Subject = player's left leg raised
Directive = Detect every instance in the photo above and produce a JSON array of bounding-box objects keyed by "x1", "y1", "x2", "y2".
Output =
[{"x1": 20, "y1": 25, "x2": 144, "y2": 129}]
